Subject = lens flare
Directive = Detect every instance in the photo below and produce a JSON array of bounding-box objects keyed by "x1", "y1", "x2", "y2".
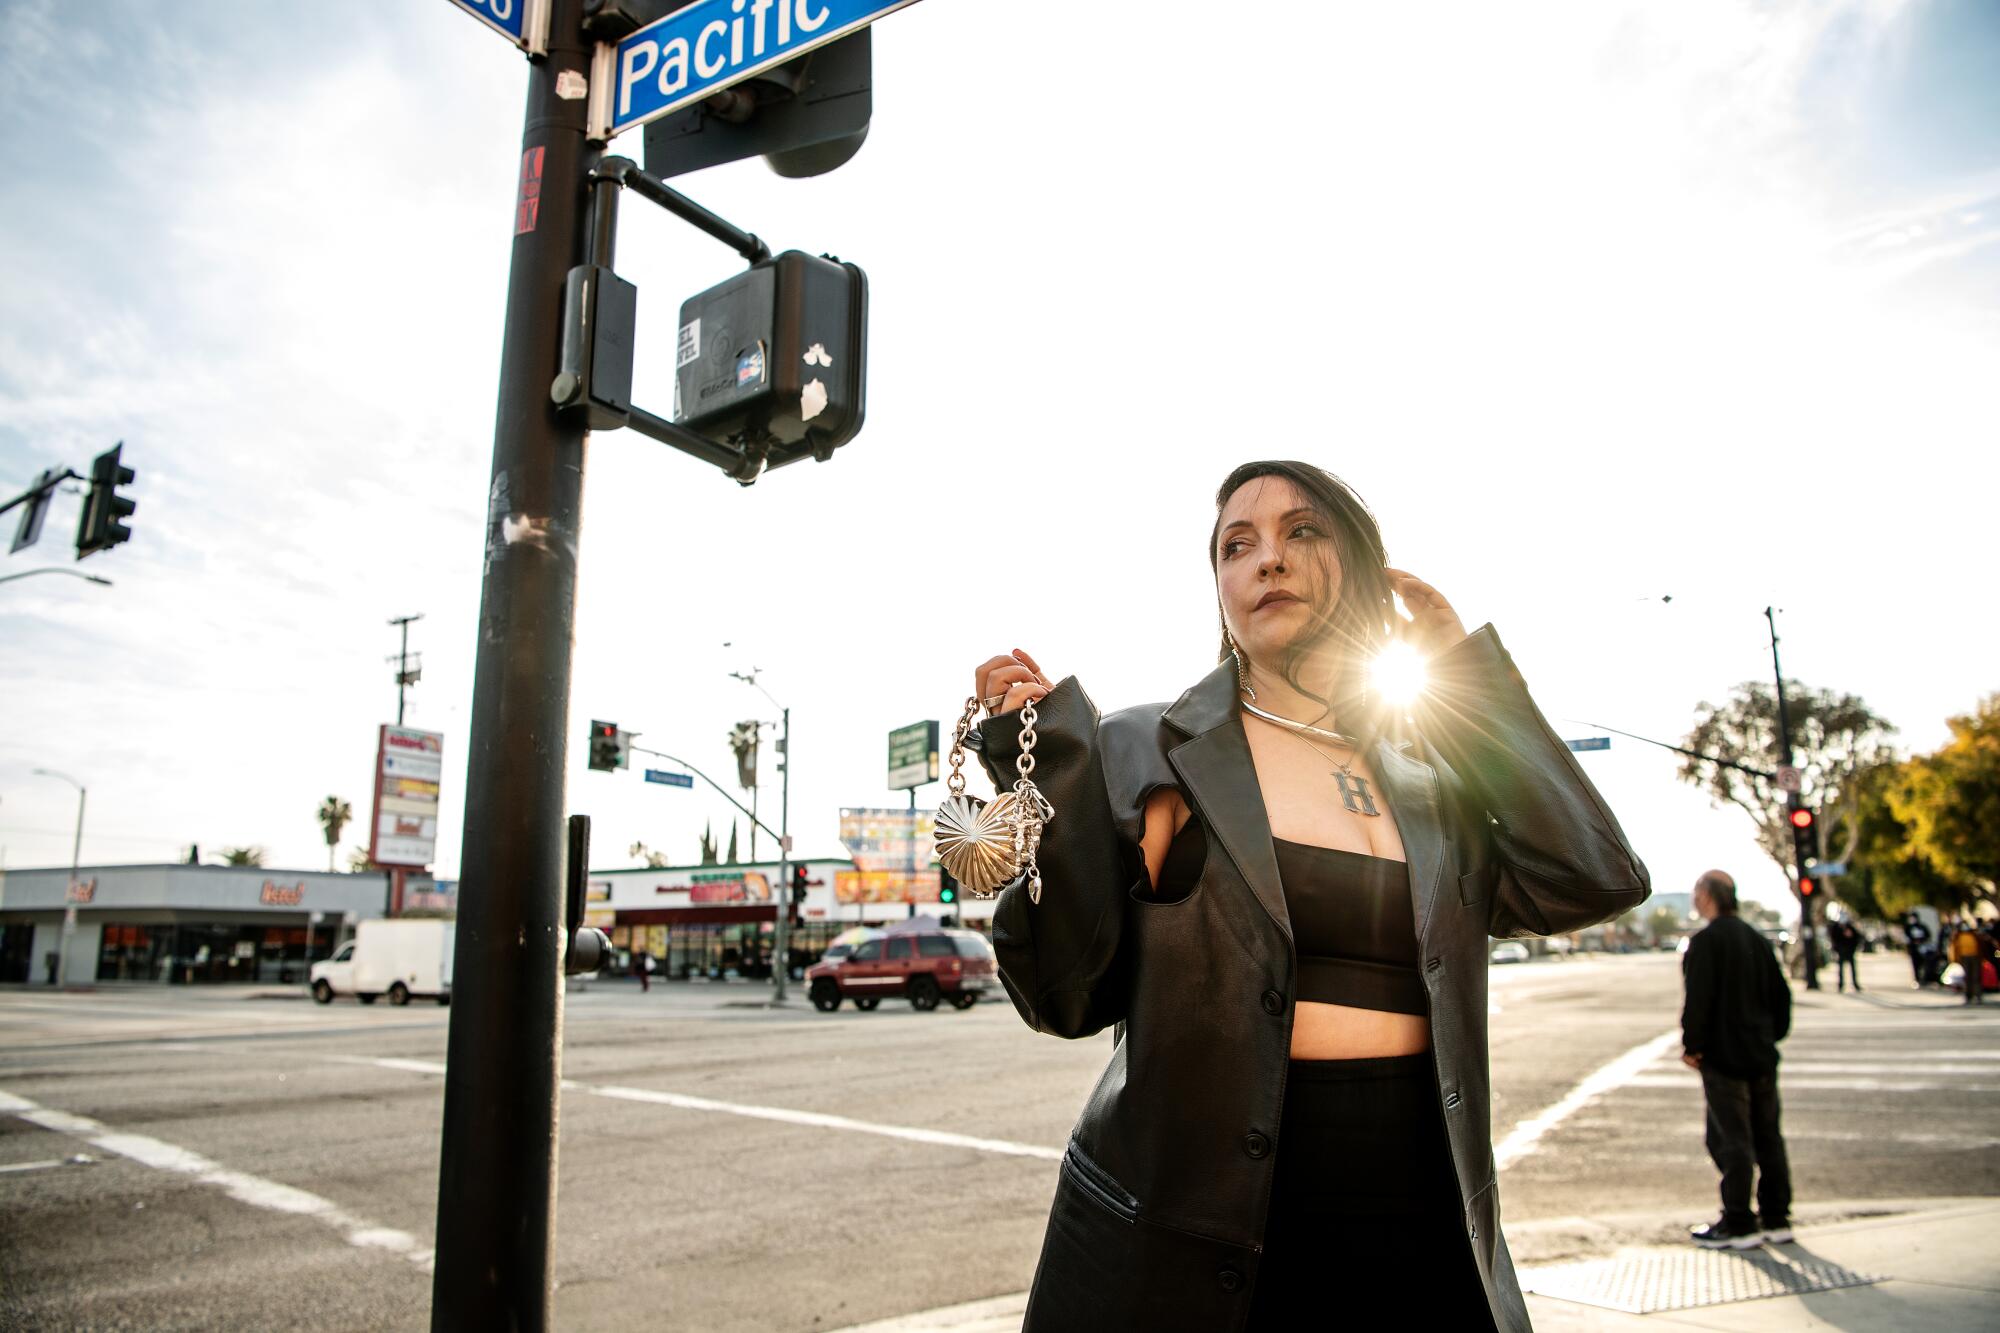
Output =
[{"x1": 1371, "y1": 640, "x2": 1429, "y2": 706}]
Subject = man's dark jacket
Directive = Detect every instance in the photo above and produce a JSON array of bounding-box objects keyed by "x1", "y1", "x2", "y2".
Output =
[
  {"x1": 969, "y1": 627, "x2": 1651, "y2": 1333},
  {"x1": 1682, "y1": 914, "x2": 1792, "y2": 1078}
]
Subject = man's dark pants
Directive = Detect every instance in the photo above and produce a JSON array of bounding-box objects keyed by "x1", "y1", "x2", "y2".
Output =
[
  {"x1": 1701, "y1": 1065, "x2": 1791, "y2": 1231},
  {"x1": 1966, "y1": 957, "x2": 1985, "y2": 1005},
  {"x1": 1835, "y1": 953, "x2": 1861, "y2": 991}
]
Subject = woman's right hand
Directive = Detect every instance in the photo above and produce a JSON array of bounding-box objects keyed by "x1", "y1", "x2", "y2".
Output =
[{"x1": 974, "y1": 649, "x2": 1052, "y2": 715}]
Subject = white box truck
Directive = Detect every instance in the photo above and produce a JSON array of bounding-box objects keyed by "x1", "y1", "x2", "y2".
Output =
[{"x1": 311, "y1": 919, "x2": 455, "y2": 1006}]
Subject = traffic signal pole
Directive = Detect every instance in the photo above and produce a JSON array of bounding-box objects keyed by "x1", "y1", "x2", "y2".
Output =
[
  {"x1": 432, "y1": 2, "x2": 595, "y2": 1324},
  {"x1": 1766, "y1": 607, "x2": 1820, "y2": 991}
]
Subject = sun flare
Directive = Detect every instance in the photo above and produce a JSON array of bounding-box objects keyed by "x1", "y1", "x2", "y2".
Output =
[{"x1": 1371, "y1": 641, "x2": 1429, "y2": 707}]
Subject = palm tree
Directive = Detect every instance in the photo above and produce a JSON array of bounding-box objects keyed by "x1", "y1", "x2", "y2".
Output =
[
  {"x1": 220, "y1": 846, "x2": 267, "y2": 867},
  {"x1": 317, "y1": 796, "x2": 353, "y2": 872}
]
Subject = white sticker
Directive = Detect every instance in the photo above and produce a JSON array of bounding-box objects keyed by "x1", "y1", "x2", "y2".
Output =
[
  {"x1": 800, "y1": 377, "x2": 828, "y2": 422},
  {"x1": 555, "y1": 70, "x2": 588, "y2": 101},
  {"x1": 677, "y1": 319, "x2": 700, "y2": 367},
  {"x1": 802, "y1": 342, "x2": 833, "y2": 368}
]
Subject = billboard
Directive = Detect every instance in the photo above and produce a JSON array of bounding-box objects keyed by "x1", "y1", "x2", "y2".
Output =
[
  {"x1": 370, "y1": 725, "x2": 444, "y2": 868},
  {"x1": 887, "y1": 720, "x2": 939, "y2": 791},
  {"x1": 834, "y1": 869, "x2": 941, "y2": 904},
  {"x1": 838, "y1": 807, "x2": 936, "y2": 873}
]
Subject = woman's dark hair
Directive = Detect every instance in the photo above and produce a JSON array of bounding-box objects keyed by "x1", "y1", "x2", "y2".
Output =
[{"x1": 1209, "y1": 461, "x2": 1394, "y2": 730}]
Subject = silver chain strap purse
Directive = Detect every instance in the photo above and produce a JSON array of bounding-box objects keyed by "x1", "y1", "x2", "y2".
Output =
[{"x1": 932, "y1": 694, "x2": 1056, "y2": 904}]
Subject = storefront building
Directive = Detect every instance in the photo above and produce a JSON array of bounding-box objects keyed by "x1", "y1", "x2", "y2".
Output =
[
  {"x1": 593, "y1": 856, "x2": 994, "y2": 981},
  {"x1": 0, "y1": 864, "x2": 400, "y2": 986}
]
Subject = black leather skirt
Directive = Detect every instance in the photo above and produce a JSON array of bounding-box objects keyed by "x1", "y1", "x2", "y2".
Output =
[{"x1": 1247, "y1": 1052, "x2": 1495, "y2": 1330}]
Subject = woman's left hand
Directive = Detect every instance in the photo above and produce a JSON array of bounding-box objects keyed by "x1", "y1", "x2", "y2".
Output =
[{"x1": 1384, "y1": 567, "x2": 1468, "y2": 658}]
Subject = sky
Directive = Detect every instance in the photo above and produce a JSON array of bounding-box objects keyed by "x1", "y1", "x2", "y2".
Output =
[{"x1": 2, "y1": 0, "x2": 1997, "y2": 915}]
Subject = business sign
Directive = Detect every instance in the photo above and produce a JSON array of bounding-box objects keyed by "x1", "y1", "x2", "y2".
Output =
[
  {"x1": 839, "y1": 807, "x2": 936, "y2": 873},
  {"x1": 259, "y1": 882, "x2": 306, "y2": 907},
  {"x1": 687, "y1": 870, "x2": 773, "y2": 903},
  {"x1": 369, "y1": 725, "x2": 445, "y2": 868},
  {"x1": 445, "y1": 0, "x2": 550, "y2": 54},
  {"x1": 834, "y1": 868, "x2": 940, "y2": 904},
  {"x1": 65, "y1": 878, "x2": 96, "y2": 904},
  {"x1": 593, "y1": 0, "x2": 923, "y2": 139},
  {"x1": 887, "y1": 720, "x2": 939, "y2": 791}
]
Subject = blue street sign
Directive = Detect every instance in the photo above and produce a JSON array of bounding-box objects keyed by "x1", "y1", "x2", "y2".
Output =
[
  {"x1": 597, "y1": 0, "x2": 923, "y2": 139},
  {"x1": 645, "y1": 768, "x2": 694, "y2": 788},
  {"x1": 1565, "y1": 737, "x2": 1611, "y2": 752},
  {"x1": 1817, "y1": 861, "x2": 1847, "y2": 878},
  {"x1": 446, "y1": 0, "x2": 549, "y2": 54}
]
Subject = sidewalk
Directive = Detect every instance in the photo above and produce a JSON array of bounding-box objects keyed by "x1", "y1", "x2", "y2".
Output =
[
  {"x1": 1520, "y1": 1196, "x2": 2000, "y2": 1330},
  {"x1": 818, "y1": 1197, "x2": 2000, "y2": 1332}
]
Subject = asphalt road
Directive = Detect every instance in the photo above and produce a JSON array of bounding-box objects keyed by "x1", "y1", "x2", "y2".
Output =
[{"x1": 0, "y1": 950, "x2": 1993, "y2": 1331}]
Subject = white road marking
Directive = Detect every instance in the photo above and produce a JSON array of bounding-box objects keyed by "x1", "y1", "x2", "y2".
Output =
[
  {"x1": 1494, "y1": 1029, "x2": 1680, "y2": 1171},
  {"x1": 341, "y1": 1056, "x2": 1062, "y2": 1161},
  {"x1": 0, "y1": 1089, "x2": 434, "y2": 1271},
  {"x1": 1626, "y1": 1075, "x2": 2000, "y2": 1093},
  {"x1": 0, "y1": 1158, "x2": 68, "y2": 1174}
]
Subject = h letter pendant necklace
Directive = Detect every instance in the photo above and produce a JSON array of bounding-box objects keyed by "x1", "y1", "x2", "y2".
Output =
[{"x1": 1238, "y1": 699, "x2": 1382, "y2": 817}]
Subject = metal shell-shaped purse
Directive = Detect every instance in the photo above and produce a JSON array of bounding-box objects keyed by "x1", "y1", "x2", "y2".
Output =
[{"x1": 933, "y1": 694, "x2": 1055, "y2": 903}]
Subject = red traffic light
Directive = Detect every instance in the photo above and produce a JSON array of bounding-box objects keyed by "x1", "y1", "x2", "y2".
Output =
[
  {"x1": 1799, "y1": 877, "x2": 1816, "y2": 897},
  {"x1": 1789, "y1": 808, "x2": 1814, "y2": 829},
  {"x1": 593, "y1": 721, "x2": 616, "y2": 739}
]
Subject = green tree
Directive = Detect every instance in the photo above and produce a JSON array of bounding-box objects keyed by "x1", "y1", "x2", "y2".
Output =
[
  {"x1": 1646, "y1": 904, "x2": 1684, "y2": 943},
  {"x1": 1678, "y1": 680, "x2": 1895, "y2": 906},
  {"x1": 220, "y1": 846, "x2": 267, "y2": 867},
  {"x1": 316, "y1": 796, "x2": 353, "y2": 873},
  {"x1": 1889, "y1": 694, "x2": 2000, "y2": 912},
  {"x1": 1848, "y1": 760, "x2": 1957, "y2": 918},
  {"x1": 346, "y1": 846, "x2": 376, "y2": 873}
]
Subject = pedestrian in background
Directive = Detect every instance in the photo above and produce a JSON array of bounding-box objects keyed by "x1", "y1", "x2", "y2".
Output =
[
  {"x1": 1950, "y1": 919, "x2": 1984, "y2": 1005},
  {"x1": 1904, "y1": 910, "x2": 1932, "y2": 986},
  {"x1": 1681, "y1": 870, "x2": 1794, "y2": 1250},
  {"x1": 1829, "y1": 914, "x2": 1863, "y2": 994},
  {"x1": 633, "y1": 948, "x2": 652, "y2": 994}
]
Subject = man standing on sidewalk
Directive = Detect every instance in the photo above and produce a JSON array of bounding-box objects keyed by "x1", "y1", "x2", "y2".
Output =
[
  {"x1": 1681, "y1": 870, "x2": 1794, "y2": 1250},
  {"x1": 1830, "y1": 914, "x2": 1863, "y2": 993}
]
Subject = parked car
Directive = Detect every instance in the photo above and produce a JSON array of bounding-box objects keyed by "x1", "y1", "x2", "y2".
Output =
[
  {"x1": 807, "y1": 928, "x2": 999, "y2": 1012},
  {"x1": 1489, "y1": 941, "x2": 1530, "y2": 965},
  {"x1": 311, "y1": 918, "x2": 454, "y2": 1006}
]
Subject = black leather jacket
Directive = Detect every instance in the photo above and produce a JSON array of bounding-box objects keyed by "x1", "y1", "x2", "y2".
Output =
[{"x1": 970, "y1": 626, "x2": 1651, "y2": 1333}]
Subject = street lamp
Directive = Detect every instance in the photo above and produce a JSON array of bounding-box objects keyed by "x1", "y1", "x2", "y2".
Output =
[
  {"x1": 0, "y1": 568, "x2": 112, "y2": 587},
  {"x1": 729, "y1": 664, "x2": 793, "y2": 1003},
  {"x1": 32, "y1": 768, "x2": 86, "y2": 987}
]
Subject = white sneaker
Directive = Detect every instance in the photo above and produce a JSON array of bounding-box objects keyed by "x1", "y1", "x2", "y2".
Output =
[{"x1": 1761, "y1": 1222, "x2": 1795, "y2": 1244}]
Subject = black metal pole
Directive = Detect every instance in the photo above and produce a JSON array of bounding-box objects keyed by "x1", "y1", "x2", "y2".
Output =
[
  {"x1": 1765, "y1": 607, "x2": 1820, "y2": 991},
  {"x1": 432, "y1": 3, "x2": 594, "y2": 1324}
]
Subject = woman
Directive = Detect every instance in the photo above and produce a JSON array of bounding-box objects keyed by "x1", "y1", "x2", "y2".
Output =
[{"x1": 964, "y1": 461, "x2": 1651, "y2": 1332}]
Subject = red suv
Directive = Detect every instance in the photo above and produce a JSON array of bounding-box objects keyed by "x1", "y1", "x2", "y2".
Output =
[{"x1": 808, "y1": 929, "x2": 999, "y2": 1012}]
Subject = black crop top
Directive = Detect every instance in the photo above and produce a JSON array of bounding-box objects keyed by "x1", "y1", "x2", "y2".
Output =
[{"x1": 1158, "y1": 816, "x2": 1426, "y2": 1016}]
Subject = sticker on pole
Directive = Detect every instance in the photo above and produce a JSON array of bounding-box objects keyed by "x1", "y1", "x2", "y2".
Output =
[
  {"x1": 677, "y1": 318, "x2": 701, "y2": 366},
  {"x1": 515, "y1": 146, "x2": 545, "y2": 235},
  {"x1": 1775, "y1": 764, "x2": 1803, "y2": 794}
]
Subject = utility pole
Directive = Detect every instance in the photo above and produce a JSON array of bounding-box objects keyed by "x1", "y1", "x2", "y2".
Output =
[
  {"x1": 1765, "y1": 607, "x2": 1820, "y2": 992},
  {"x1": 32, "y1": 769, "x2": 84, "y2": 988},
  {"x1": 732, "y1": 666, "x2": 792, "y2": 1002},
  {"x1": 388, "y1": 614, "x2": 424, "y2": 726},
  {"x1": 431, "y1": 2, "x2": 594, "y2": 1323}
]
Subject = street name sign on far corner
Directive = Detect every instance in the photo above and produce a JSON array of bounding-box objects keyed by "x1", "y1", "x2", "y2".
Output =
[
  {"x1": 594, "y1": 0, "x2": 924, "y2": 139},
  {"x1": 645, "y1": 768, "x2": 694, "y2": 788},
  {"x1": 887, "y1": 719, "x2": 938, "y2": 791},
  {"x1": 1564, "y1": 737, "x2": 1611, "y2": 752},
  {"x1": 445, "y1": 0, "x2": 550, "y2": 54}
]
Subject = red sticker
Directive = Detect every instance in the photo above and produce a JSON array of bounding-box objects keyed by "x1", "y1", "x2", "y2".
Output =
[{"x1": 515, "y1": 146, "x2": 545, "y2": 235}]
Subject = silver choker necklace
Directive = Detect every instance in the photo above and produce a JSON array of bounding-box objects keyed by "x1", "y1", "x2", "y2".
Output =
[{"x1": 1238, "y1": 698, "x2": 1359, "y2": 748}]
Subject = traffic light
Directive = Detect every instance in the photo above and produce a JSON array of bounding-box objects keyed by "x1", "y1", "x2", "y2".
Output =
[
  {"x1": 1789, "y1": 805, "x2": 1817, "y2": 870},
  {"x1": 642, "y1": 29, "x2": 873, "y2": 180},
  {"x1": 1799, "y1": 876, "x2": 1817, "y2": 898},
  {"x1": 588, "y1": 719, "x2": 629, "y2": 772},
  {"x1": 938, "y1": 868, "x2": 957, "y2": 906},
  {"x1": 790, "y1": 864, "x2": 808, "y2": 904},
  {"x1": 673, "y1": 250, "x2": 868, "y2": 473},
  {"x1": 75, "y1": 443, "x2": 136, "y2": 558}
]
